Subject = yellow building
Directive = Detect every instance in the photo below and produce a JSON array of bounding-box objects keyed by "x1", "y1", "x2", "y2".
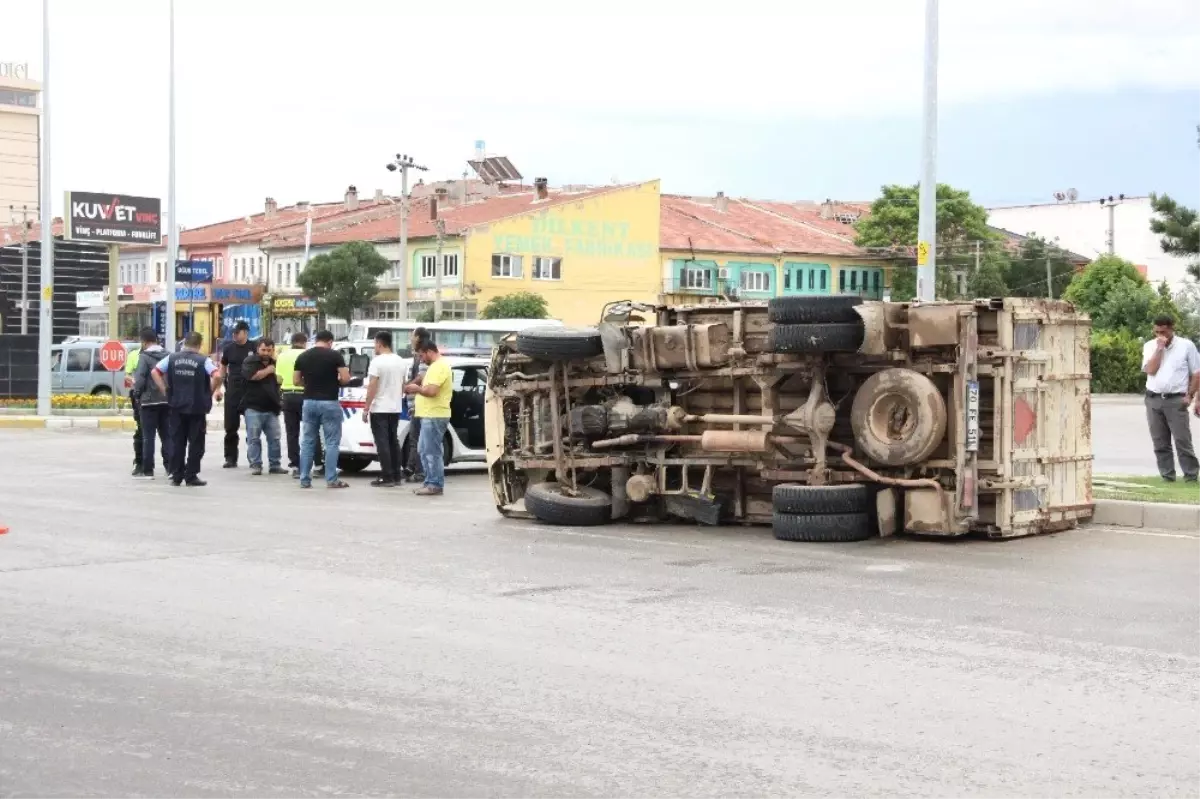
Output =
[{"x1": 462, "y1": 181, "x2": 661, "y2": 323}]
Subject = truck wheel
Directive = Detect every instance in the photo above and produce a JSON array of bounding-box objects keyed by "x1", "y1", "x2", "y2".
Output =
[
  {"x1": 851, "y1": 368, "x2": 947, "y2": 466},
  {"x1": 772, "y1": 512, "x2": 873, "y2": 543},
  {"x1": 515, "y1": 327, "x2": 604, "y2": 360},
  {"x1": 768, "y1": 296, "x2": 863, "y2": 324},
  {"x1": 524, "y1": 482, "x2": 612, "y2": 526},
  {"x1": 773, "y1": 483, "x2": 870, "y2": 515},
  {"x1": 768, "y1": 323, "x2": 864, "y2": 353}
]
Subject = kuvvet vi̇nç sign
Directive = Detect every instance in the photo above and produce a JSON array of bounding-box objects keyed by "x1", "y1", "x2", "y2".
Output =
[{"x1": 63, "y1": 191, "x2": 162, "y2": 245}]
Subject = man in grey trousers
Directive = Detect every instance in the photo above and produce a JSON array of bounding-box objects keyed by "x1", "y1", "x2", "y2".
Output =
[{"x1": 1142, "y1": 314, "x2": 1200, "y2": 483}]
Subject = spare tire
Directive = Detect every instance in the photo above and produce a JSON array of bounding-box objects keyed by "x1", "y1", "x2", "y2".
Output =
[
  {"x1": 515, "y1": 327, "x2": 603, "y2": 360},
  {"x1": 851, "y1": 368, "x2": 947, "y2": 466},
  {"x1": 768, "y1": 323, "x2": 864, "y2": 353},
  {"x1": 773, "y1": 483, "x2": 870, "y2": 515},
  {"x1": 523, "y1": 482, "x2": 612, "y2": 526},
  {"x1": 768, "y1": 295, "x2": 863, "y2": 325},
  {"x1": 772, "y1": 512, "x2": 874, "y2": 543}
]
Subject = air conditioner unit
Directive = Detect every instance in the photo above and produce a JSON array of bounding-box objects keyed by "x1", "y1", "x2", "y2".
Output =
[{"x1": 718, "y1": 268, "x2": 731, "y2": 280}]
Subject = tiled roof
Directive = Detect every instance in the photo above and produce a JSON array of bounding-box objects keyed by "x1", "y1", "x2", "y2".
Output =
[
  {"x1": 0, "y1": 217, "x2": 64, "y2": 245},
  {"x1": 264, "y1": 185, "x2": 621, "y2": 249},
  {"x1": 659, "y1": 195, "x2": 872, "y2": 258}
]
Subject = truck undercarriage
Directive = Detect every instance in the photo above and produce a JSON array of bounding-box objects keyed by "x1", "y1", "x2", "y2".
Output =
[{"x1": 485, "y1": 297, "x2": 1093, "y2": 541}]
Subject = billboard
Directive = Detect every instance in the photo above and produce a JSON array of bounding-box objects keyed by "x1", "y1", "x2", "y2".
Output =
[{"x1": 63, "y1": 191, "x2": 162, "y2": 245}]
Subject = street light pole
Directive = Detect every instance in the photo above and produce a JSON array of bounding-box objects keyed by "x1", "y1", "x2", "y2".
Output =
[
  {"x1": 165, "y1": 0, "x2": 178, "y2": 351},
  {"x1": 386, "y1": 154, "x2": 427, "y2": 321},
  {"x1": 36, "y1": 0, "x2": 53, "y2": 417},
  {"x1": 915, "y1": 0, "x2": 939, "y2": 302},
  {"x1": 10, "y1": 205, "x2": 31, "y2": 334},
  {"x1": 434, "y1": 218, "x2": 446, "y2": 321}
]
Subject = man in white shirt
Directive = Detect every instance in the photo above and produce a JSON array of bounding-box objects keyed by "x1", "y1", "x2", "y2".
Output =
[
  {"x1": 1142, "y1": 314, "x2": 1200, "y2": 483},
  {"x1": 361, "y1": 330, "x2": 408, "y2": 487}
]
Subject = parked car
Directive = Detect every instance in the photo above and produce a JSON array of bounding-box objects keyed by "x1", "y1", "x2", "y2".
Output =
[{"x1": 49, "y1": 340, "x2": 138, "y2": 397}]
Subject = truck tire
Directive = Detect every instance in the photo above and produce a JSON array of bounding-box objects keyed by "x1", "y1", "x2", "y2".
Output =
[
  {"x1": 515, "y1": 327, "x2": 604, "y2": 360},
  {"x1": 768, "y1": 323, "x2": 864, "y2": 353},
  {"x1": 768, "y1": 295, "x2": 863, "y2": 324},
  {"x1": 772, "y1": 512, "x2": 873, "y2": 543},
  {"x1": 773, "y1": 483, "x2": 870, "y2": 515},
  {"x1": 851, "y1": 368, "x2": 947, "y2": 466},
  {"x1": 524, "y1": 482, "x2": 612, "y2": 526}
]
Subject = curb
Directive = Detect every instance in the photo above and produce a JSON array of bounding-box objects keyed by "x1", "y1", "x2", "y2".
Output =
[
  {"x1": 0, "y1": 416, "x2": 137, "y2": 431},
  {"x1": 1091, "y1": 499, "x2": 1200, "y2": 532}
]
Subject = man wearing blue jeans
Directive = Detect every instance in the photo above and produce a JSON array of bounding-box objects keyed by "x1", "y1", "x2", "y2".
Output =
[
  {"x1": 404, "y1": 339, "x2": 453, "y2": 496},
  {"x1": 241, "y1": 337, "x2": 288, "y2": 476},
  {"x1": 293, "y1": 330, "x2": 352, "y2": 489}
]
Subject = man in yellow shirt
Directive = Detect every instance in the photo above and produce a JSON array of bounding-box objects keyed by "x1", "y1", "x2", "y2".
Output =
[{"x1": 404, "y1": 339, "x2": 453, "y2": 496}]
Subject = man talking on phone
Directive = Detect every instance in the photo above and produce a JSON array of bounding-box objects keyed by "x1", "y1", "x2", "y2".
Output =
[{"x1": 1142, "y1": 314, "x2": 1200, "y2": 483}]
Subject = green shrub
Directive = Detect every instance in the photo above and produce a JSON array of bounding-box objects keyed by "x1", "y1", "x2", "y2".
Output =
[{"x1": 1090, "y1": 329, "x2": 1145, "y2": 393}]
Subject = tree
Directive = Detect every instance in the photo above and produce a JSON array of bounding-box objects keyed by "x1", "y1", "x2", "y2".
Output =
[
  {"x1": 967, "y1": 255, "x2": 1009, "y2": 297},
  {"x1": 1006, "y1": 236, "x2": 1078, "y2": 299},
  {"x1": 1149, "y1": 193, "x2": 1199, "y2": 281},
  {"x1": 480, "y1": 291, "x2": 550, "y2": 320},
  {"x1": 854, "y1": 183, "x2": 998, "y2": 300},
  {"x1": 1064, "y1": 255, "x2": 1192, "y2": 338},
  {"x1": 297, "y1": 241, "x2": 391, "y2": 324}
]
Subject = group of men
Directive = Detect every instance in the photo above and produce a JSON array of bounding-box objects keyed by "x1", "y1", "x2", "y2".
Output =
[{"x1": 124, "y1": 323, "x2": 453, "y2": 494}]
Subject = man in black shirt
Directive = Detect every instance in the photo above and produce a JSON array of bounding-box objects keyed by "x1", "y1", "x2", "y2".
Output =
[
  {"x1": 294, "y1": 329, "x2": 351, "y2": 489},
  {"x1": 220, "y1": 321, "x2": 255, "y2": 469},
  {"x1": 241, "y1": 337, "x2": 287, "y2": 476}
]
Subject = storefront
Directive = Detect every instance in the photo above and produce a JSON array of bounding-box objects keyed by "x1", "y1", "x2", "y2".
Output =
[
  {"x1": 269, "y1": 294, "x2": 319, "y2": 341},
  {"x1": 107, "y1": 282, "x2": 263, "y2": 353}
]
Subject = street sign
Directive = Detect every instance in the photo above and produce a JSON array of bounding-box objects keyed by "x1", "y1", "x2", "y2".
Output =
[
  {"x1": 63, "y1": 191, "x2": 162, "y2": 245},
  {"x1": 98, "y1": 339, "x2": 127, "y2": 372},
  {"x1": 175, "y1": 259, "x2": 214, "y2": 283},
  {"x1": 916, "y1": 241, "x2": 930, "y2": 266}
]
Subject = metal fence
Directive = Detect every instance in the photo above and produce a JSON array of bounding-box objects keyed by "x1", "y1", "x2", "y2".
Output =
[{"x1": 0, "y1": 334, "x2": 38, "y2": 398}]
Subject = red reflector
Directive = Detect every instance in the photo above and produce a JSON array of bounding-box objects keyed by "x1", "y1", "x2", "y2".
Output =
[{"x1": 359, "y1": 442, "x2": 375, "y2": 448}]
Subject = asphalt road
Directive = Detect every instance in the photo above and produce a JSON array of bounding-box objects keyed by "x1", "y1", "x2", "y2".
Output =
[
  {"x1": 1, "y1": 429, "x2": 1197, "y2": 797},
  {"x1": 1092, "y1": 395, "x2": 1200, "y2": 476}
]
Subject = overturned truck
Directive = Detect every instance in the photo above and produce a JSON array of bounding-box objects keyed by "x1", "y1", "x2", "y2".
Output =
[{"x1": 485, "y1": 297, "x2": 1093, "y2": 541}]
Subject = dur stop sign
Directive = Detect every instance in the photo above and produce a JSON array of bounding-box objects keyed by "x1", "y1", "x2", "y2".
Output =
[{"x1": 98, "y1": 340, "x2": 127, "y2": 372}]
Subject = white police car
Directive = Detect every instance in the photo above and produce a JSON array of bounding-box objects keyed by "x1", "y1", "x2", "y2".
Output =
[{"x1": 335, "y1": 353, "x2": 489, "y2": 473}]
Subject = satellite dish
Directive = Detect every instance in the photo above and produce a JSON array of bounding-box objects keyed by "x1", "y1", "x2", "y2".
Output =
[
  {"x1": 1054, "y1": 192, "x2": 1066, "y2": 202},
  {"x1": 1066, "y1": 188, "x2": 1079, "y2": 202}
]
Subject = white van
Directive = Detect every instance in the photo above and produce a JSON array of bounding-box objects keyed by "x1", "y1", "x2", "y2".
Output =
[{"x1": 334, "y1": 354, "x2": 489, "y2": 474}]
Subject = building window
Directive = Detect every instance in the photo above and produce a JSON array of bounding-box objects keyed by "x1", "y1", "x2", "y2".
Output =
[
  {"x1": 739, "y1": 270, "x2": 771, "y2": 293},
  {"x1": 276, "y1": 264, "x2": 283, "y2": 288},
  {"x1": 421, "y1": 255, "x2": 437, "y2": 279},
  {"x1": 532, "y1": 256, "x2": 562, "y2": 280},
  {"x1": 0, "y1": 89, "x2": 39, "y2": 108},
  {"x1": 682, "y1": 267, "x2": 712, "y2": 290},
  {"x1": 216, "y1": 257, "x2": 223, "y2": 279},
  {"x1": 389, "y1": 260, "x2": 402, "y2": 280},
  {"x1": 491, "y1": 254, "x2": 523, "y2": 278},
  {"x1": 442, "y1": 253, "x2": 459, "y2": 278},
  {"x1": 420, "y1": 254, "x2": 459, "y2": 279}
]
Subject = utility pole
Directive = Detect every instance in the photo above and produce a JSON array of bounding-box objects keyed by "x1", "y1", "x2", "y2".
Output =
[
  {"x1": 386, "y1": 154, "x2": 427, "y2": 320},
  {"x1": 1100, "y1": 194, "x2": 1124, "y2": 256},
  {"x1": 433, "y1": 218, "x2": 446, "y2": 321},
  {"x1": 1045, "y1": 249, "x2": 1054, "y2": 299},
  {"x1": 10, "y1": 205, "x2": 31, "y2": 334},
  {"x1": 165, "y1": 0, "x2": 178, "y2": 351},
  {"x1": 36, "y1": 0, "x2": 53, "y2": 417},
  {"x1": 915, "y1": 0, "x2": 939, "y2": 302}
]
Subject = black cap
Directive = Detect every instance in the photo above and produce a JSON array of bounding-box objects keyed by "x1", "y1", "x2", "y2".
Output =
[{"x1": 233, "y1": 321, "x2": 251, "y2": 333}]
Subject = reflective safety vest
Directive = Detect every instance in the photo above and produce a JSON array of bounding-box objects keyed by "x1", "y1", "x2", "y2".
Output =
[
  {"x1": 125, "y1": 347, "x2": 141, "y2": 375},
  {"x1": 276, "y1": 346, "x2": 304, "y2": 391}
]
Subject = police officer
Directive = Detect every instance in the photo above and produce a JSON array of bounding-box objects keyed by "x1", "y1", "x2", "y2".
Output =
[
  {"x1": 276, "y1": 331, "x2": 308, "y2": 476},
  {"x1": 219, "y1": 321, "x2": 255, "y2": 468},
  {"x1": 151, "y1": 331, "x2": 224, "y2": 487}
]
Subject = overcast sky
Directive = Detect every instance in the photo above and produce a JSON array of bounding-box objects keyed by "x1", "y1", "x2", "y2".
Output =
[{"x1": 2, "y1": 0, "x2": 1198, "y2": 228}]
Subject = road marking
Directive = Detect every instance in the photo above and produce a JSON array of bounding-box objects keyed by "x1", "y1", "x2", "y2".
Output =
[{"x1": 1106, "y1": 528, "x2": 1199, "y2": 540}]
